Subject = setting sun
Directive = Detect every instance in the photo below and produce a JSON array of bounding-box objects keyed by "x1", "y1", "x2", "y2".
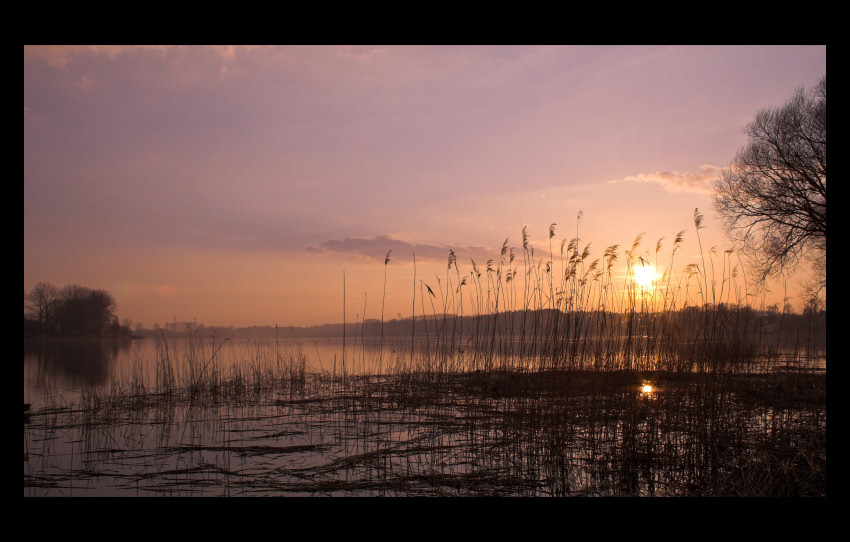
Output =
[
  {"x1": 23, "y1": 46, "x2": 826, "y2": 498},
  {"x1": 633, "y1": 264, "x2": 657, "y2": 291}
]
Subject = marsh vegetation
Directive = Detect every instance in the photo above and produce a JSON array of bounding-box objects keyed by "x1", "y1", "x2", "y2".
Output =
[{"x1": 24, "y1": 221, "x2": 826, "y2": 496}]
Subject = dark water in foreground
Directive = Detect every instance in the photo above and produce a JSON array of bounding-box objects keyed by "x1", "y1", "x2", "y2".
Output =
[{"x1": 24, "y1": 336, "x2": 826, "y2": 496}]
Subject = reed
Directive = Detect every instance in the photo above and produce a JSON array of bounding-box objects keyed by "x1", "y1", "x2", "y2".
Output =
[{"x1": 24, "y1": 215, "x2": 825, "y2": 496}]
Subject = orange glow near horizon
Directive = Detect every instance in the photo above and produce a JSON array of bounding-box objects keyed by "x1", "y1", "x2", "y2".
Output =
[
  {"x1": 633, "y1": 264, "x2": 657, "y2": 292},
  {"x1": 24, "y1": 46, "x2": 826, "y2": 328}
]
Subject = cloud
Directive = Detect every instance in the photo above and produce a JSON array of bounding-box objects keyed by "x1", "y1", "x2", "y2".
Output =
[
  {"x1": 334, "y1": 46, "x2": 388, "y2": 61},
  {"x1": 306, "y1": 234, "x2": 495, "y2": 264},
  {"x1": 24, "y1": 45, "x2": 244, "y2": 72},
  {"x1": 72, "y1": 74, "x2": 100, "y2": 90},
  {"x1": 24, "y1": 45, "x2": 165, "y2": 68},
  {"x1": 613, "y1": 165, "x2": 722, "y2": 193}
]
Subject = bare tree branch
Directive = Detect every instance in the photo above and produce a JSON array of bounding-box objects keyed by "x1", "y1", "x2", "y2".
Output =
[{"x1": 712, "y1": 76, "x2": 826, "y2": 298}]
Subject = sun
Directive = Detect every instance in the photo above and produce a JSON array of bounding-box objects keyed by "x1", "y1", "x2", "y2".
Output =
[{"x1": 633, "y1": 264, "x2": 657, "y2": 291}]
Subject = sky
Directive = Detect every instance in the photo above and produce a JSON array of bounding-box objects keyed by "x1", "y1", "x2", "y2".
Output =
[{"x1": 24, "y1": 45, "x2": 827, "y2": 328}]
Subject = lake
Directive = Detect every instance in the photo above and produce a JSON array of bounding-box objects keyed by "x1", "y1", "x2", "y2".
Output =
[{"x1": 24, "y1": 319, "x2": 826, "y2": 497}]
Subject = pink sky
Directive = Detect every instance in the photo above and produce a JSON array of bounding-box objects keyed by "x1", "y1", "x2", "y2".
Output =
[{"x1": 24, "y1": 45, "x2": 826, "y2": 328}]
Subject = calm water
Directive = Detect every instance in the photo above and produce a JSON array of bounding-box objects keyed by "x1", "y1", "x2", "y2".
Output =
[
  {"x1": 24, "y1": 335, "x2": 408, "y2": 407},
  {"x1": 24, "y1": 330, "x2": 826, "y2": 409},
  {"x1": 24, "y1": 334, "x2": 826, "y2": 496}
]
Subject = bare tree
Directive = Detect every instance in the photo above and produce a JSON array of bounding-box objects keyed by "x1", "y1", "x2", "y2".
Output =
[
  {"x1": 25, "y1": 282, "x2": 60, "y2": 331},
  {"x1": 713, "y1": 76, "x2": 826, "y2": 299}
]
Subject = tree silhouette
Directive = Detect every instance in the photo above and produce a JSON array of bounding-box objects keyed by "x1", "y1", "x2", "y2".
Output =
[
  {"x1": 24, "y1": 282, "x2": 60, "y2": 333},
  {"x1": 54, "y1": 285, "x2": 118, "y2": 337},
  {"x1": 25, "y1": 283, "x2": 125, "y2": 337},
  {"x1": 713, "y1": 76, "x2": 826, "y2": 299}
]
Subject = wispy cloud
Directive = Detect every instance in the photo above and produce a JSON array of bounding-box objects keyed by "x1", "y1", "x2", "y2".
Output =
[
  {"x1": 24, "y1": 45, "x2": 248, "y2": 81},
  {"x1": 613, "y1": 165, "x2": 722, "y2": 194},
  {"x1": 72, "y1": 74, "x2": 100, "y2": 90},
  {"x1": 25, "y1": 45, "x2": 165, "y2": 68},
  {"x1": 306, "y1": 234, "x2": 494, "y2": 264},
  {"x1": 25, "y1": 45, "x2": 825, "y2": 327}
]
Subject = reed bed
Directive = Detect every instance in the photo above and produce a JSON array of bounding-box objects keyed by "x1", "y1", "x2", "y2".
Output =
[
  {"x1": 24, "y1": 218, "x2": 826, "y2": 496},
  {"x1": 23, "y1": 364, "x2": 825, "y2": 496}
]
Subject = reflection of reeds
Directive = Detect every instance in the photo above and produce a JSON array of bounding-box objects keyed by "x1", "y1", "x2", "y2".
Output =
[
  {"x1": 24, "y1": 216, "x2": 826, "y2": 496},
  {"x1": 101, "y1": 328, "x2": 313, "y2": 409},
  {"x1": 26, "y1": 363, "x2": 825, "y2": 496}
]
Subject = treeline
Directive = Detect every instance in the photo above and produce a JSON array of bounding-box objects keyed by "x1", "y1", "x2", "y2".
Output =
[
  {"x1": 155, "y1": 305, "x2": 825, "y2": 348},
  {"x1": 24, "y1": 282, "x2": 133, "y2": 338}
]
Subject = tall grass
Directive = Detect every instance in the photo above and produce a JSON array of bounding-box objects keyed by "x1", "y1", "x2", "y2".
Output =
[
  {"x1": 395, "y1": 212, "x2": 805, "y2": 379},
  {"x1": 25, "y1": 212, "x2": 826, "y2": 496}
]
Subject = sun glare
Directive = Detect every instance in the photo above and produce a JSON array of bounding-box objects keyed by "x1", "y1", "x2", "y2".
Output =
[{"x1": 633, "y1": 264, "x2": 657, "y2": 291}]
